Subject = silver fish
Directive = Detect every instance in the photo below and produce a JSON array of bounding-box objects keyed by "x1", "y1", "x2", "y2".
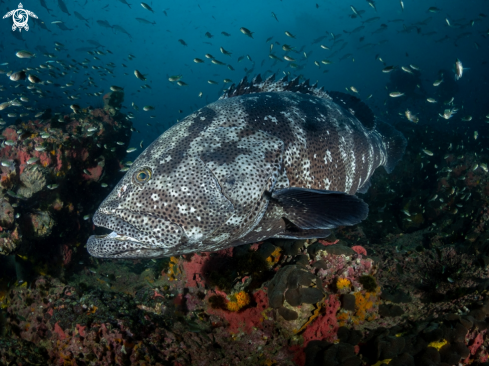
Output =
[{"x1": 87, "y1": 74, "x2": 406, "y2": 259}]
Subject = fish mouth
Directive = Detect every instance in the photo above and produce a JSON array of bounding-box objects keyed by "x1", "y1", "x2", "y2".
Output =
[
  {"x1": 87, "y1": 211, "x2": 184, "y2": 259},
  {"x1": 87, "y1": 233, "x2": 166, "y2": 258}
]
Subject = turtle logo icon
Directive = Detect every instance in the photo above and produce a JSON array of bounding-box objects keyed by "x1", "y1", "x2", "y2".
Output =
[{"x1": 3, "y1": 3, "x2": 38, "y2": 32}]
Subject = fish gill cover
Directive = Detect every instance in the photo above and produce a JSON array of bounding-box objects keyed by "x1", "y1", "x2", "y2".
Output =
[{"x1": 0, "y1": 0, "x2": 488, "y2": 365}]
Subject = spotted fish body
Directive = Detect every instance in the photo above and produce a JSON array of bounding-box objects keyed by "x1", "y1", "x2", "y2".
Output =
[{"x1": 88, "y1": 75, "x2": 406, "y2": 259}]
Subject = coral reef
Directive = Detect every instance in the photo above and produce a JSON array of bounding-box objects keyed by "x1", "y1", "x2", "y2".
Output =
[
  {"x1": 0, "y1": 93, "x2": 132, "y2": 257},
  {"x1": 1, "y1": 98, "x2": 489, "y2": 366}
]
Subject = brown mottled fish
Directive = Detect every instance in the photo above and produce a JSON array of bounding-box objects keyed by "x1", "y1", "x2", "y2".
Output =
[{"x1": 87, "y1": 74, "x2": 406, "y2": 258}]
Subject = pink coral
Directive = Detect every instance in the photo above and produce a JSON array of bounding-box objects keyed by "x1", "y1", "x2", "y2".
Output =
[
  {"x1": 82, "y1": 165, "x2": 103, "y2": 181},
  {"x1": 351, "y1": 245, "x2": 367, "y2": 256},
  {"x1": 182, "y1": 253, "x2": 208, "y2": 288},
  {"x1": 53, "y1": 322, "x2": 67, "y2": 340}
]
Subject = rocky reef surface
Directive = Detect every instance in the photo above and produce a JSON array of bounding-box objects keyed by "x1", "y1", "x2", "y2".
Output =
[{"x1": 1, "y1": 117, "x2": 489, "y2": 365}]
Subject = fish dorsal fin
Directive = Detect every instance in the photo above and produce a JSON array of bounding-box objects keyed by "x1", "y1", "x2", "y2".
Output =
[
  {"x1": 327, "y1": 91, "x2": 376, "y2": 130},
  {"x1": 219, "y1": 74, "x2": 331, "y2": 101}
]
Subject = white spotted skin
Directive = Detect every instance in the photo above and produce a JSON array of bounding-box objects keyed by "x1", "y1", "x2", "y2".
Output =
[{"x1": 87, "y1": 78, "x2": 399, "y2": 259}]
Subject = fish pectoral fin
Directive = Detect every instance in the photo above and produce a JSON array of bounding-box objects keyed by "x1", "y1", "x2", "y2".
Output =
[
  {"x1": 271, "y1": 188, "x2": 368, "y2": 230},
  {"x1": 272, "y1": 222, "x2": 331, "y2": 240},
  {"x1": 356, "y1": 178, "x2": 372, "y2": 194}
]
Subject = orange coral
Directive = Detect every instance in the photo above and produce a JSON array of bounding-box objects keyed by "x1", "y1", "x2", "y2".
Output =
[
  {"x1": 235, "y1": 291, "x2": 250, "y2": 308},
  {"x1": 336, "y1": 277, "x2": 351, "y2": 290},
  {"x1": 167, "y1": 256, "x2": 181, "y2": 281},
  {"x1": 226, "y1": 291, "x2": 250, "y2": 312},
  {"x1": 226, "y1": 301, "x2": 240, "y2": 312},
  {"x1": 266, "y1": 247, "x2": 282, "y2": 265}
]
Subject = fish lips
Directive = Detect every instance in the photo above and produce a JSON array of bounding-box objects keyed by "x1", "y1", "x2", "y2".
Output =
[{"x1": 87, "y1": 211, "x2": 184, "y2": 258}]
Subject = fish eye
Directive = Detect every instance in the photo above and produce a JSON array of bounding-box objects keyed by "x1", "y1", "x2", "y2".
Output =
[{"x1": 134, "y1": 168, "x2": 152, "y2": 184}]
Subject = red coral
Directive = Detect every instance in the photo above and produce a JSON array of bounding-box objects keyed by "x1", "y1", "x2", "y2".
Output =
[
  {"x1": 318, "y1": 239, "x2": 339, "y2": 246},
  {"x1": 301, "y1": 295, "x2": 340, "y2": 345},
  {"x1": 76, "y1": 324, "x2": 87, "y2": 337},
  {"x1": 351, "y1": 245, "x2": 367, "y2": 256},
  {"x1": 2, "y1": 128, "x2": 18, "y2": 141},
  {"x1": 290, "y1": 294, "x2": 341, "y2": 366},
  {"x1": 82, "y1": 165, "x2": 103, "y2": 181},
  {"x1": 61, "y1": 244, "x2": 72, "y2": 266},
  {"x1": 207, "y1": 290, "x2": 269, "y2": 334},
  {"x1": 182, "y1": 253, "x2": 208, "y2": 288},
  {"x1": 53, "y1": 322, "x2": 66, "y2": 340}
]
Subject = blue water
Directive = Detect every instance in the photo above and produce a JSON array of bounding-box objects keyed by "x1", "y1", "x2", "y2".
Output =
[{"x1": 1, "y1": 0, "x2": 487, "y2": 146}]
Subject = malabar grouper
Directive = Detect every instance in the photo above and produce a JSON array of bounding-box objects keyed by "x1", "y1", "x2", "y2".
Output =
[{"x1": 87, "y1": 74, "x2": 406, "y2": 259}]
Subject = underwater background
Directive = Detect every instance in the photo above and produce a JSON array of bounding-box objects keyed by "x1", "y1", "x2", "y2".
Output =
[{"x1": 0, "y1": 0, "x2": 489, "y2": 365}]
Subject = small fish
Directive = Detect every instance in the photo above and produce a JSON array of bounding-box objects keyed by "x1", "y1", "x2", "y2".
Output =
[
  {"x1": 400, "y1": 0, "x2": 404, "y2": 11},
  {"x1": 454, "y1": 59, "x2": 464, "y2": 80},
  {"x1": 271, "y1": 12, "x2": 278, "y2": 21},
  {"x1": 35, "y1": 146, "x2": 46, "y2": 152},
  {"x1": 27, "y1": 74, "x2": 41, "y2": 84},
  {"x1": 350, "y1": 5, "x2": 362, "y2": 18},
  {"x1": 284, "y1": 55, "x2": 295, "y2": 62},
  {"x1": 83, "y1": 215, "x2": 91, "y2": 220},
  {"x1": 1, "y1": 160, "x2": 14, "y2": 167},
  {"x1": 422, "y1": 149, "x2": 434, "y2": 156},
  {"x1": 405, "y1": 110, "x2": 419, "y2": 123},
  {"x1": 110, "y1": 85, "x2": 124, "y2": 92},
  {"x1": 474, "y1": 131, "x2": 478, "y2": 140},
  {"x1": 27, "y1": 157, "x2": 39, "y2": 165},
  {"x1": 401, "y1": 66, "x2": 413, "y2": 74},
  {"x1": 480, "y1": 163, "x2": 488, "y2": 173},
  {"x1": 83, "y1": 169, "x2": 91, "y2": 175},
  {"x1": 117, "y1": 141, "x2": 125, "y2": 145},
  {"x1": 439, "y1": 108, "x2": 458, "y2": 120},
  {"x1": 240, "y1": 27, "x2": 254, "y2": 38},
  {"x1": 389, "y1": 92, "x2": 404, "y2": 97},
  {"x1": 168, "y1": 75, "x2": 182, "y2": 82},
  {"x1": 285, "y1": 31, "x2": 295, "y2": 38},
  {"x1": 382, "y1": 66, "x2": 395, "y2": 73},
  {"x1": 4, "y1": 140, "x2": 16, "y2": 146},
  {"x1": 47, "y1": 184, "x2": 59, "y2": 189},
  {"x1": 143, "y1": 106, "x2": 154, "y2": 111},
  {"x1": 126, "y1": 147, "x2": 137, "y2": 153},
  {"x1": 350, "y1": 86, "x2": 358, "y2": 93},
  {"x1": 140, "y1": 2, "x2": 154, "y2": 12},
  {"x1": 208, "y1": 80, "x2": 218, "y2": 84},
  {"x1": 16, "y1": 50, "x2": 35, "y2": 59},
  {"x1": 220, "y1": 47, "x2": 232, "y2": 56},
  {"x1": 9, "y1": 71, "x2": 26, "y2": 82},
  {"x1": 177, "y1": 81, "x2": 188, "y2": 86},
  {"x1": 87, "y1": 127, "x2": 98, "y2": 132},
  {"x1": 134, "y1": 70, "x2": 146, "y2": 81},
  {"x1": 320, "y1": 45, "x2": 329, "y2": 50},
  {"x1": 433, "y1": 78, "x2": 443, "y2": 87},
  {"x1": 211, "y1": 59, "x2": 226, "y2": 65},
  {"x1": 193, "y1": 58, "x2": 204, "y2": 63},
  {"x1": 426, "y1": 98, "x2": 437, "y2": 103}
]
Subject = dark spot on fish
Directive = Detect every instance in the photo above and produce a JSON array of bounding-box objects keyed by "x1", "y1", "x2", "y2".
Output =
[{"x1": 200, "y1": 140, "x2": 251, "y2": 165}]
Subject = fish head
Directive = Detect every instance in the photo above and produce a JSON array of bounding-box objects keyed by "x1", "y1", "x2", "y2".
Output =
[{"x1": 87, "y1": 131, "x2": 236, "y2": 259}]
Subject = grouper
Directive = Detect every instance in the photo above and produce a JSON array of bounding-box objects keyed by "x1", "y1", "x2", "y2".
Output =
[{"x1": 87, "y1": 74, "x2": 406, "y2": 258}]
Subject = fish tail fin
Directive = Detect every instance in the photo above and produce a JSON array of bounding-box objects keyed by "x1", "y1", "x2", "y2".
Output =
[{"x1": 376, "y1": 120, "x2": 407, "y2": 173}]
